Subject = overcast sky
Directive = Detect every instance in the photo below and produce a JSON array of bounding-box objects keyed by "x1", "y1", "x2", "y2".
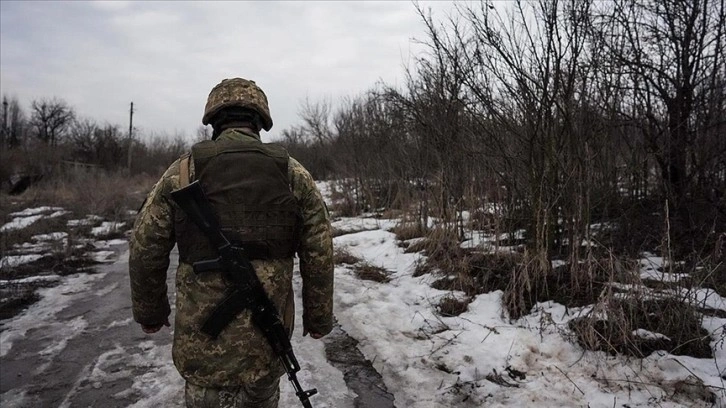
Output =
[{"x1": 0, "y1": 1, "x2": 458, "y2": 142}]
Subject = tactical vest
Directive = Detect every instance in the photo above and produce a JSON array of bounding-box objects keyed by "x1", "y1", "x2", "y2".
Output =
[{"x1": 175, "y1": 138, "x2": 301, "y2": 265}]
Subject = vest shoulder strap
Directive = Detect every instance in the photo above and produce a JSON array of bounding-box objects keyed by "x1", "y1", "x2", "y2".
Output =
[{"x1": 179, "y1": 153, "x2": 191, "y2": 188}]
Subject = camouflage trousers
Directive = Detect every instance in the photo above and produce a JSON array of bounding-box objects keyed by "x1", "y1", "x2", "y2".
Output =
[{"x1": 184, "y1": 376, "x2": 280, "y2": 408}]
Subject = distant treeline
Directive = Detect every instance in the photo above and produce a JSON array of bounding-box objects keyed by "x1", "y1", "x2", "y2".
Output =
[{"x1": 0, "y1": 96, "x2": 205, "y2": 181}]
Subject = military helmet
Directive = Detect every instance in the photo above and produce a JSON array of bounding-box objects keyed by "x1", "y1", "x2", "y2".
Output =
[{"x1": 202, "y1": 78, "x2": 273, "y2": 131}]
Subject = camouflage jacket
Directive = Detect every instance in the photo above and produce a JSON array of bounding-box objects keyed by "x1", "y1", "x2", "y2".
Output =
[{"x1": 129, "y1": 128, "x2": 334, "y2": 386}]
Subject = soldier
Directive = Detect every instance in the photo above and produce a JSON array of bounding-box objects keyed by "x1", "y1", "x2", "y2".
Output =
[{"x1": 129, "y1": 78, "x2": 334, "y2": 408}]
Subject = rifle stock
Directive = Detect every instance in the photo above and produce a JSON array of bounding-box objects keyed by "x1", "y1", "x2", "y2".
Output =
[
  {"x1": 170, "y1": 181, "x2": 229, "y2": 249},
  {"x1": 170, "y1": 180, "x2": 318, "y2": 407}
]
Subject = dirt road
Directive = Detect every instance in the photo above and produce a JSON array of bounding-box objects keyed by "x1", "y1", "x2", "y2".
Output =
[{"x1": 0, "y1": 244, "x2": 394, "y2": 408}]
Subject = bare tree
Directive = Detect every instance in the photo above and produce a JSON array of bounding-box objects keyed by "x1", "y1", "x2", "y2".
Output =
[
  {"x1": 597, "y1": 0, "x2": 726, "y2": 214},
  {"x1": 68, "y1": 118, "x2": 99, "y2": 163},
  {"x1": 67, "y1": 118, "x2": 127, "y2": 170},
  {"x1": 93, "y1": 124, "x2": 126, "y2": 170},
  {"x1": 30, "y1": 97, "x2": 75, "y2": 146},
  {"x1": 299, "y1": 96, "x2": 334, "y2": 144},
  {"x1": 419, "y1": 0, "x2": 604, "y2": 263}
]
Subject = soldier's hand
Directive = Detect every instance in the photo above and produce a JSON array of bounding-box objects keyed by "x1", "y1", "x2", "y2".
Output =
[{"x1": 141, "y1": 318, "x2": 170, "y2": 334}]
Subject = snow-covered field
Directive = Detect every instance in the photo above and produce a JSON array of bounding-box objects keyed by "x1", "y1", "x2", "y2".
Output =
[{"x1": 1, "y1": 183, "x2": 724, "y2": 407}]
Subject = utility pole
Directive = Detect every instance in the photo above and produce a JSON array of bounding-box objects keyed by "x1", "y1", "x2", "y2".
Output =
[
  {"x1": 127, "y1": 102, "x2": 134, "y2": 173},
  {"x1": 2, "y1": 97, "x2": 8, "y2": 152}
]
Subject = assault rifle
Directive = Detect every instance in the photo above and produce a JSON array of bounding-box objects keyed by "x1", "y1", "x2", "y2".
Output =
[{"x1": 170, "y1": 181, "x2": 317, "y2": 408}]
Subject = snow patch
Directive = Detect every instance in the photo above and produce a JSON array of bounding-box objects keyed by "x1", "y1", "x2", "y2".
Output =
[
  {"x1": 67, "y1": 215, "x2": 103, "y2": 227},
  {"x1": 106, "y1": 318, "x2": 133, "y2": 329},
  {"x1": 122, "y1": 342, "x2": 185, "y2": 407},
  {"x1": 0, "y1": 274, "x2": 61, "y2": 286},
  {"x1": 332, "y1": 217, "x2": 397, "y2": 234},
  {"x1": 1, "y1": 214, "x2": 45, "y2": 232},
  {"x1": 633, "y1": 328, "x2": 671, "y2": 342},
  {"x1": 31, "y1": 232, "x2": 69, "y2": 241},
  {"x1": 91, "y1": 222, "x2": 126, "y2": 237},
  {"x1": 95, "y1": 282, "x2": 119, "y2": 297},
  {"x1": 0, "y1": 388, "x2": 39, "y2": 408},
  {"x1": 1, "y1": 208, "x2": 70, "y2": 232},
  {"x1": 0, "y1": 254, "x2": 44, "y2": 269},
  {"x1": 89, "y1": 250, "x2": 116, "y2": 263},
  {"x1": 93, "y1": 239, "x2": 127, "y2": 249},
  {"x1": 9, "y1": 207, "x2": 64, "y2": 217},
  {"x1": 685, "y1": 288, "x2": 726, "y2": 312},
  {"x1": 38, "y1": 316, "x2": 88, "y2": 356}
]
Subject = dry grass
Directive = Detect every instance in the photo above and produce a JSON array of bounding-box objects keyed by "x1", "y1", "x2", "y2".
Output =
[
  {"x1": 334, "y1": 247, "x2": 360, "y2": 265},
  {"x1": 468, "y1": 208, "x2": 497, "y2": 232},
  {"x1": 379, "y1": 208, "x2": 406, "y2": 219},
  {"x1": 0, "y1": 145, "x2": 172, "y2": 320},
  {"x1": 408, "y1": 226, "x2": 524, "y2": 295},
  {"x1": 406, "y1": 239, "x2": 431, "y2": 255},
  {"x1": 569, "y1": 295, "x2": 712, "y2": 358},
  {"x1": 702, "y1": 264, "x2": 726, "y2": 298},
  {"x1": 353, "y1": 262, "x2": 391, "y2": 283},
  {"x1": 408, "y1": 228, "x2": 462, "y2": 276},
  {"x1": 1, "y1": 170, "x2": 154, "y2": 258},
  {"x1": 413, "y1": 259, "x2": 435, "y2": 277},
  {"x1": 22, "y1": 171, "x2": 155, "y2": 220},
  {"x1": 1, "y1": 171, "x2": 155, "y2": 225},
  {"x1": 392, "y1": 222, "x2": 427, "y2": 242},
  {"x1": 2, "y1": 243, "x2": 99, "y2": 280},
  {"x1": 436, "y1": 294, "x2": 469, "y2": 317},
  {"x1": 502, "y1": 253, "x2": 640, "y2": 319},
  {"x1": 405, "y1": 227, "x2": 463, "y2": 259},
  {"x1": 0, "y1": 215, "x2": 75, "y2": 258},
  {"x1": 430, "y1": 251, "x2": 523, "y2": 297}
]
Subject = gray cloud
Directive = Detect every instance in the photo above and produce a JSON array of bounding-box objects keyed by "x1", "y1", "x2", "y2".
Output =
[{"x1": 0, "y1": 1, "x2": 456, "y2": 142}]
